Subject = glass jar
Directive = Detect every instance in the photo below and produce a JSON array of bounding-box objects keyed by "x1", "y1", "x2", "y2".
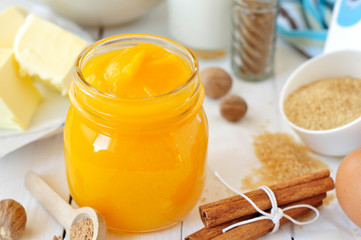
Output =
[
  {"x1": 167, "y1": 0, "x2": 232, "y2": 59},
  {"x1": 63, "y1": 34, "x2": 208, "y2": 232},
  {"x1": 231, "y1": 0, "x2": 279, "y2": 81}
]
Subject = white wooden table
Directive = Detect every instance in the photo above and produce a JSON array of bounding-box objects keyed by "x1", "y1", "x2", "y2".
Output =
[{"x1": 0, "y1": 1, "x2": 360, "y2": 240}]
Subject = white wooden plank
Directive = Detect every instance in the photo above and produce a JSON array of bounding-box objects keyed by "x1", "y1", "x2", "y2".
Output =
[
  {"x1": 106, "y1": 225, "x2": 182, "y2": 240},
  {"x1": 0, "y1": 133, "x2": 67, "y2": 240},
  {"x1": 199, "y1": 54, "x2": 281, "y2": 190},
  {"x1": 182, "y1": 167, "x2": 235, "y2": 238}
]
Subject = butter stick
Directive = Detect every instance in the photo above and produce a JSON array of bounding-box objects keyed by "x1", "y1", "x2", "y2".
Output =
[{"x1": 14, "y1": 14, "x2": 88, "y2": 95}]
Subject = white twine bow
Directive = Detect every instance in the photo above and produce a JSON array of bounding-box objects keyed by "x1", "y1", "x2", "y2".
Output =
[{"x1": 215, "y1": 172, "x2": 320, "y2": 233}]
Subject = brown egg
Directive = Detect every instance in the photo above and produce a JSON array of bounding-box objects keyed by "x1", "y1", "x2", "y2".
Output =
[{"x1": 336, "y1": 147, "x2": 361, "y2": 227}]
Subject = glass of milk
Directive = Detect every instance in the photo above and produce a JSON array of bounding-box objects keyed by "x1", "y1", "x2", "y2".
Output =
[{"x1": 167, "y1": 0, "x2": 232, "y2": 59}]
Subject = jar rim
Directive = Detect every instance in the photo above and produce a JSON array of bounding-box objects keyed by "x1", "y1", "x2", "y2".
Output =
[{"x1": 74, "y1": 33, "x2": 199, "y2": 101}]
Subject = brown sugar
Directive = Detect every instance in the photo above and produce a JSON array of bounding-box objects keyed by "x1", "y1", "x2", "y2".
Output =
[
  {"x1": 283, "y1": 77, "x2": 361, "y2": 130},
  {"x1": 70, "y1": 218, "x2": 94, "y2": 240},
  {"x1": 242, "y1": 132, "x2": 328, "y2": 190}
]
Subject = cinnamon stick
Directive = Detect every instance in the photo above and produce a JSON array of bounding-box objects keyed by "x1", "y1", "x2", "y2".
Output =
[
  {"x1": 201, "y1": 175, "x2": 333, "y2": 228},
  {"x1": 214, "y1": 194, "x2": 325, "y2": 240},
  {"x1": 186, "y1": 193, "x2": 325, "y2": 240},
  {"x1": 185, "y1": 214, "x2": 258, "y2": 240},
  {"x1": 200, "y1": 169, "x2": 329, "y2": 210}
]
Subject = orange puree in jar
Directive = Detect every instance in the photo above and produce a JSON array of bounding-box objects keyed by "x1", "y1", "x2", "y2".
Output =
[
  {"x1": 82, "y1": 43, "x2": 192, "y2": 98},
  {"x1": 64, "y1": 35, "x2": 208, "y2": 232}
]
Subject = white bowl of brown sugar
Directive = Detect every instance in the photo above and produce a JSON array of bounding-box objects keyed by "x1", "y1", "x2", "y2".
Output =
[{"x1": 279, "y1": 49, "x2": 361, "y2": 156}]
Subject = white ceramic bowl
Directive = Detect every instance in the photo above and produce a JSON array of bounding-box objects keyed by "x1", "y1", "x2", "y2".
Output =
[
  {"x1": 35, "y1": 0, "x2": 163, "y2": 27},
  {"x1": 279, "y1": 50, "x2": 361, "y2": 156}
]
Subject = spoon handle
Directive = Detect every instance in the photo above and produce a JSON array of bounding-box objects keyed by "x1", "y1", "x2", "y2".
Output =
[{"x1": 25, "y1": 170, "x2": 74, "y2": 231}]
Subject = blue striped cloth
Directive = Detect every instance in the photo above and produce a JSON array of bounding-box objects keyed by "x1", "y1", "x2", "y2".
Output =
[{"x1": 277, "y1": 0, "x2": 335, "y2": 57}]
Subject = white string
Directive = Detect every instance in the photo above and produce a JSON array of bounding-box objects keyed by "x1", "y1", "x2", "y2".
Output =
[{"x1": 215, "y1": 172, "x2": 320, "y2": 234}]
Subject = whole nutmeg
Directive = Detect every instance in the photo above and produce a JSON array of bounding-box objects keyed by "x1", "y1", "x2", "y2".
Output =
[
  {"x1": 0, "y1": 199, "x2": 27, "y2": 240},
  {"x1": 201, "y1": 67, "x2": 232, "y2": 98},
  {"x1": 220, "y1": 95, "x2": 247, "y2": 122}
]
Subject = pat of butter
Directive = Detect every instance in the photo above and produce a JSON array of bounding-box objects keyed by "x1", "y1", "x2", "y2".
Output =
[
  {"x1": 0, "y1": 49, "x2": 42, "y2": 130},
  {"x1": 14, "y1": 14, "x2": 88, "y2": 95},
  {"x1": 0, "y1": 7, "x2": 26, "y2": 48}
]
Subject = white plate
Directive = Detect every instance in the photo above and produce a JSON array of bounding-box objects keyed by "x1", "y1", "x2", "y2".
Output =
[
  {"x1": 0, "y1": 83, "x2": 69, "y2": 138},
  {"x1": 0, "y1": 0, "x2": 94, "y2": 158}
]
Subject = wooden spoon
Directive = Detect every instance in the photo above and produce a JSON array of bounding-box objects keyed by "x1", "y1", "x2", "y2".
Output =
[{"x1": 25, "y1": 170, "x2": 107, "y2": 240}]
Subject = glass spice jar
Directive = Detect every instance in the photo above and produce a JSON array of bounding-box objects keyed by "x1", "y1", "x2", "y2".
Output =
[{"x1": 231, "y1": 0, "x2": 279, "y2": 81}]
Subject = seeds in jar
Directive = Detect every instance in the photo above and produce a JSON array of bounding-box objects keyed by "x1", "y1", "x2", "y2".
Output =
[{"x1": 283, "y1": 77, "x2": 361, "y2": 130}]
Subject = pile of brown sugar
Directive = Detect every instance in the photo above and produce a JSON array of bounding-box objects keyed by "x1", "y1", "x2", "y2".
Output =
[
  {"x1": 242, "y1": 132, "x2": 328, "y2": 190},
  {"x1": 70, "y1": 218, "x2": 94, "y2": 240},
  {"x1": 283, "y1": 76, "x2": 361, "y2": 130}
]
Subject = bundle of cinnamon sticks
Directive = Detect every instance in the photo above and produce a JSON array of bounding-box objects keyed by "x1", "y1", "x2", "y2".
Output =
[{"x1": 186, "y1": 169, "x2": 334, "y2": 240}]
